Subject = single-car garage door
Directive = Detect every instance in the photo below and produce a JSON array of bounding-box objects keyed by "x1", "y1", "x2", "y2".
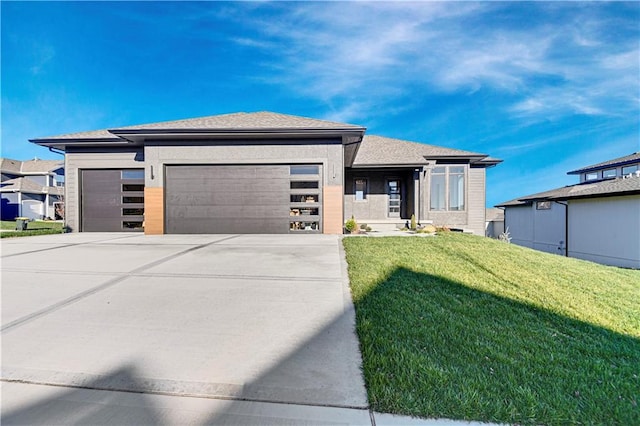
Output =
[
  {"x1": 165, "y1": 164, "x2": 322, "y2": 234},
  {"x1": 81, "y1": 169, "x2": 145, "y2": 232}
]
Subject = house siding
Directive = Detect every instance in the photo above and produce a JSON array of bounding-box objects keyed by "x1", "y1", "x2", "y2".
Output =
[
  {"x1": 65, "y1": 149, "x2": 144, "y2": 232},
  {"x1": 505, "y1": 203, "x2": 566, "y2": 255},
  {"x1": 568, "y1": 195, "x2": 640, "y2": 268}
]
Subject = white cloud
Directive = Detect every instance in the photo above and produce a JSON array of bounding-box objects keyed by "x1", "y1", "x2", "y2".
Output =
[{"x1": 225, "y1": 2, "x2": 639, "y2": 122}]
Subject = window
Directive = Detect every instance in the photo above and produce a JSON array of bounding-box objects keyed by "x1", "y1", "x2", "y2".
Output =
[
  {"x1": 290, "y1": 165, "x2": 319, "y2": 175},
  {"x1": 585, "y1": 172, "x2": 599, "y2": 181},
  {"x1": 122, "y1": 184, "x2": 144, "y2": 192},
  {"x1": 430, "y1": 166, "x2": 465, "y2": 211},
  {"x1": 430, "y1": 168, "x2": 446, "y2": 211},
  {"x1": 622, "y1": 165, "x2": 639, "y2": 175},
  {"x1": 602, "y1": 168, "x2": 617, "y2": 178},
  {"x1": 355, "y1": 179, "x2": 367, "y2": 201},
  {"x1": 123, "y1": 208, "x2": 144, "y2": 216},
  {"x1": 123, "y1": 196, "x2": 144, "y2": 204},
  {"x1": 122, "y1": 169, "x2": 144, "y2": 180},
  {"x1": 290, "y1": 181, "x2": 318, "y2": 189},
  {"x1": 449, "y1": 167, "x2": 465, "y2": 211},
  {"x1": 536, "y1": 201, "x2": 551, "y2": 210}
]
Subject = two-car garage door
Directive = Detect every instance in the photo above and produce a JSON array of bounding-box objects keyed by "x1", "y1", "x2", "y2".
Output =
[{"x1": 165, "y1": 165, "x2": 322, "y2": 234}]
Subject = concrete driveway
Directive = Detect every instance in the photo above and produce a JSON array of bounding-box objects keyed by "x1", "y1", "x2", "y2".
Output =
[{"x1": 1, "y1": 233, "x2": 369, "y2": 424}]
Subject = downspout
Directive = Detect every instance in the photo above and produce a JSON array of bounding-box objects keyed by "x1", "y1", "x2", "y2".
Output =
[{"x1": 554, "y1": 201, "x2": 569, "y2": 257}]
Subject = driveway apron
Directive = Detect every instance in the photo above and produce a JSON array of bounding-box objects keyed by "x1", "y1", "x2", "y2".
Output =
[{"x1": 1, "y1": 233, "x2": 368, "y2": 414}]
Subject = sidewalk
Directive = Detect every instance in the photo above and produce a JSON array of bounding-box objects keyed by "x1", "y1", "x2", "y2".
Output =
[{"x1": 1, "y1": 381, "x2": 501, "y2": 426}]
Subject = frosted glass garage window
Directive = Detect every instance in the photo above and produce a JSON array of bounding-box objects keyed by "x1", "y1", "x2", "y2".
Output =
[
  {"x1": 449, "y1": 167, "x2": 465, "y2": 211},
  {"x1": 430, "y1": 168, "x2": 446, "y2": 211}
]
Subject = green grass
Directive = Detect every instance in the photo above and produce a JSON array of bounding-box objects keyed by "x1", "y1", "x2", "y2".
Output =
[
  {"x1": 0, "y1": 220, "x2": 64, "y2": 238},
  {"x1": 343, "y1": 233, "x2": 640, "y2": 425}
]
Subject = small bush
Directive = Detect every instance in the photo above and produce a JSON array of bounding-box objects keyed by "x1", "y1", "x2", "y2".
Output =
[
  {"x1": 499, "y1": 227, "x2": 512, "y2": 243},
  {"x1": 410, "y1": 214, "x2": 417, "y2": 231},
  {"x1": 345, "y1": 216, "x2": 358, "y2": 233},
  {"x1": 435, "y1": 225, "x2": 451, "y2": 233},
  {"x1": 418, "y1": 224, "x2": 437, "y2": 234}
]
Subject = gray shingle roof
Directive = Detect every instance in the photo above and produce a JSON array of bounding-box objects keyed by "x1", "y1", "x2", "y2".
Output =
[
  {"x1": 567, "y1": 152, "x2": 640, "y2": 175},
  {"x1": 34, "y1": 112, "x2": 365, "y2": 141},
  {"x1": 353, "y1": 135, "x2": 487, "y2": 166},
  {"x1": 0, "y1": 158, "x2": 63, "y2": 174},
  {"x1": 496, "y1": 174, "x2": 640, "y2": 207},
  {"x1": 0, "y1": 177, "x2": 46, "y2": 194}
]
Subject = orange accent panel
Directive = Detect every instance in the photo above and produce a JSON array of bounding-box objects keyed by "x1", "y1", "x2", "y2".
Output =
[
  {"x1": 144, "y1": 187, "x2": 164, "y2": 235},
  {"x1": 323, "y1": 185, "x2": 344, "y2": 234}
]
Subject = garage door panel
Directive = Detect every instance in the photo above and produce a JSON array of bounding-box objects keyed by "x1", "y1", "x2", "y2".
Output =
[
  {"x1": 81, "y1": 169, "x2": 144, "y2": 232},
  {"x1": 166, "y1": 192, "x2": 288, "y2": 207},
  {"x1": 165, "y1": 164, "x2": 320, "y2": 234},
  {"x1": 166, "y1": 217, "x2": 288, "y2": 234},
  {"x1": 166, "y1": 205, "x2": 288, "y2": 219},
  {"x1": 168, "y1": 166, "x2": 287, "y2": 179}
]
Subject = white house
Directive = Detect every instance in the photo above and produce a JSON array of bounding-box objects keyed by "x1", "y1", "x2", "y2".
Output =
[
  {"x1": 1, "y1": 158, "x2": 65, "y2": 221},
  {"x1": 497, "y1": 152, "x2": 640, "y2": 269}
]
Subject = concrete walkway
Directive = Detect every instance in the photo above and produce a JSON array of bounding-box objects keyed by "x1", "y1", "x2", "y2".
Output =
[{"x1": 1, "y1": 233, "x2": 496, "y2": 425}]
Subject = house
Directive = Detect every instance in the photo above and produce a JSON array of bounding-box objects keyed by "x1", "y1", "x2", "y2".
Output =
[
  {"x1": 0, "y1": 157, "x2": 65, "y2": 221},
  {"x1": 29, "y1": 112, "x2": 500, "y2": 235},
  {"x1": 485, "y1": 208, "x2": 505, "y2": 238},
  {"x1": 497, "y1": 152, "x2": 640, "y2": 268}
]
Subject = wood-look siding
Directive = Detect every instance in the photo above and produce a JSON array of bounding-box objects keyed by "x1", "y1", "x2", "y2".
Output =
[
  {"x1": 144, "y1": 187, "x2": 164, "y2": 235},
  {"x1": 323, "y1": 185, "x2": 343, "y2": 234}
]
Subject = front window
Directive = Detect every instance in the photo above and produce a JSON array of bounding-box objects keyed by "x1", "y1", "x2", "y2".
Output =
[
  {"x1": 622, "y1": 165, "x2": 638, "y2": 175},
  {"x1": 355, "y1": 178, "x2": 367, "y2": 201},
  {"x1": 602, "y1": 169, "x2": 617, "y2": 178},
  {"x1": 430, "y1": 166, "x2": 465, "y2": 211},
  {"x1": 536, "y1": 201, "x2": 551, "y2": 210}
]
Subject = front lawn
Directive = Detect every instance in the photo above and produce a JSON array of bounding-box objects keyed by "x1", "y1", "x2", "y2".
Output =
[
  {"x1": 0, "y1": 220, "x2": 64, "y2": 238},
  {"x1": 343, "y1": 234, "x2": 639, "y2": 425}
]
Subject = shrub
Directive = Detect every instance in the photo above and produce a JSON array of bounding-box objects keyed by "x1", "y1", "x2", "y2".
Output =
[
  {"x1": 410, "y1": 214, "x2": 417, "y2": 231},
  {"x1": 345, "y1": 216, "x2": 358, "y2": 233},
  {"x1": 418, "y1": 224, "x2": 437, "y2": 234},
  {"x1": 435, "y1": 225, "x2": 451, "y2": 233}
]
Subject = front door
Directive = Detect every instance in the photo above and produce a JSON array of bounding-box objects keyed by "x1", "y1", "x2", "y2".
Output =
[{"x1": 388, "y1": 180, "x2": 401, "y2": 218}]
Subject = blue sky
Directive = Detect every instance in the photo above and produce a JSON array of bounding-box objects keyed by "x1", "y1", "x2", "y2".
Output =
[{"x1": 2, "y1": 1, "x2": 639, "y2": 207}]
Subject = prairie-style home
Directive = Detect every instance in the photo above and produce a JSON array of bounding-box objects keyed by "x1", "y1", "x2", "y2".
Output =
[{"x1": 30, "y1": 112, "x2": 500, "y2": 235}]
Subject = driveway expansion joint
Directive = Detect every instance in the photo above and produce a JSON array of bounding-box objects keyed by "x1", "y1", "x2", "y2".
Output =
[{"x1": 1, "y1": 235, "x2": 241, "y2": 334}]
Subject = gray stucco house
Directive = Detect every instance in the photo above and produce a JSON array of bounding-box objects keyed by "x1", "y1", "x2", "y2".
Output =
[
  {"x1": 30, "y1": 112, "x2": 499, "y2": 235},
  {"x1": 497, "y1": 152, "x2": 640, "y2": 268},
  {"x1": 1, "y1": 157, "x2": 65, "y2": 220}
]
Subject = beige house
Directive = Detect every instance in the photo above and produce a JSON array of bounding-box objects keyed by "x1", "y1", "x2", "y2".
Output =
[{"x1": 30, "y1": 112, "x2": 499, "y2": 235}]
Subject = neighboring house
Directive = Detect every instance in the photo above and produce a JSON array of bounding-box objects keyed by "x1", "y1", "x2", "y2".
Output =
[
  {"x1": 497, "y1": 152, "x2": 640, "y2": 268},
  {"x1": 0, "y1": 158, "x2": 65, "y2": 221},
  {"x1": 485, "y1": 207, "x2": 504, "y2": 238},
  {"x1": 29, "y1": 112, "x2": 500, "y2": 234}
]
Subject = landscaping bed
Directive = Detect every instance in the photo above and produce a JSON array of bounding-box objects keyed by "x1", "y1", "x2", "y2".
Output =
[{"x1": 343, "y1": 233, "x2": 639, "y2": 425}]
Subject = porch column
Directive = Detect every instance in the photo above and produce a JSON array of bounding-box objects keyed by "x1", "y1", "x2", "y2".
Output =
[{"x1": 414, "y1": 168, "x2": 422, "y2": 223}]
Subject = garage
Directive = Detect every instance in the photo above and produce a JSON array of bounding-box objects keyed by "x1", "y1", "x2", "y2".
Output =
[
  {"x1": 81, "y1": 169, "x2": 145, "y2": 232},
  {"x1": 165, "y1": 164, "x2": 322, "y2": 234}
]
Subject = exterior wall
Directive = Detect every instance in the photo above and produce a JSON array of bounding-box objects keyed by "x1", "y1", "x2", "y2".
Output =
[
  {"x1": 65, "y1": 149, "x2": 145, "y2": 232},
  {"x1": 424, "y1": 164, "x2": 486, "y2": 235},
  {"x1": 344, "y1": 169, "x2": 414, "y2": 222},
  {"x1": 568, "y1": 195, "x2": 640, "y2": 268},
  {"x1": 486, "y1": 219, "x2": 504, "y2": 238},
  {"x1": 145, "y1": 139, "x2": 344, "y2": 234},
  {"x1": 505, "y1": 203, "x2": 566, "y2": 254}
]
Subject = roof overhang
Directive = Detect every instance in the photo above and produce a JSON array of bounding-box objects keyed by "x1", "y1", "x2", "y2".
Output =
[{"x1": 31, "y1": 127, "x2": 366, "y2": 151}]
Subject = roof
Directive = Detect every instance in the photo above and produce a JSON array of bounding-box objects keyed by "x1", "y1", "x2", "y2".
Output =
[
  {"x1": 486, "y1": 208, "x2": 504, "y2": 221},
  {"x1": 352, "y1": 135, "x2": 492, "y2": 167},
  {"x1": 32, "y1": 111, "x2": 366, "y2": 141},
  {"x1": 567, "y1": 152, "x2": 640, "y2": 175},
  {"x1": 496, "y1": 173, "x2": 640, "y2": 207},
  {"x1": 0, "y1": 158, "x2": 63, "y2": 174}
]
